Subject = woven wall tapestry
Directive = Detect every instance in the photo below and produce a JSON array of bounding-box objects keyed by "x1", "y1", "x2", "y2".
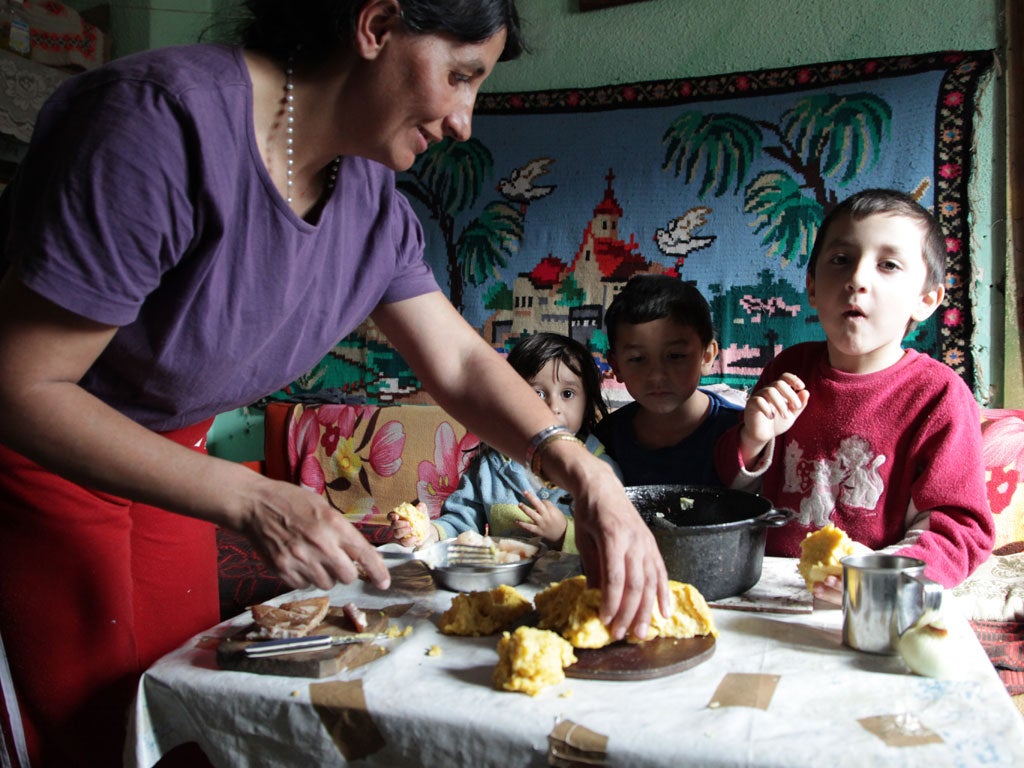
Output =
[{"x1": 277, "y1": 50, "x2": 994, "y2": 404}]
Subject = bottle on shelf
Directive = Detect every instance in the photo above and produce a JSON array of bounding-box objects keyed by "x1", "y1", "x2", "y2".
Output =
[{"x1": 1, "y1": 0, "x2": 31, "y2": 59}]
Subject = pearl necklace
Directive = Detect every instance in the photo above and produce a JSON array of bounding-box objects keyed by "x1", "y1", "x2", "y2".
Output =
[{"x1": 283, "y1": 57, "x2": 341, "y2": 206}]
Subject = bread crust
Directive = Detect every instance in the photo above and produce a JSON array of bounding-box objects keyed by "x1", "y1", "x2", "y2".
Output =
[{"x1": 248, "y1": 596, "x2": 330, "y2": 639}]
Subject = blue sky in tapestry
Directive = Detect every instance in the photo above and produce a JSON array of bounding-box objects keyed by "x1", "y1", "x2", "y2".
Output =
[{"x1": 400, "y1": 69, "x2": 944, "y2": 390}]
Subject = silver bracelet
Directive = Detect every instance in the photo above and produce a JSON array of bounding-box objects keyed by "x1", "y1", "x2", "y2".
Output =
[
  {"x1": 530, "y1": 432, "x2": 584, "y2": 486},
  {"x1": 525, "y1": 424, "x2": 572, "y2": 468}
]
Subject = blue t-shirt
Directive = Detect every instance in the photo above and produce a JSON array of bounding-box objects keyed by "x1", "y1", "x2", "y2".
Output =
[
  {"x1": 594, "y1": 389, "x2": 742, "y2": 487},
  {"x1": 2, "y1": 45, "x2": 438, "y2": 431}
]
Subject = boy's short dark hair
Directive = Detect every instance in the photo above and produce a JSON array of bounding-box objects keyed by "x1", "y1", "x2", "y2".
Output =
[
  {"x1": 807, "y1": 188, "x2": 946, "y2": 290},
  {"x1": 604, "y1": 274, "x2": 715, "y2": 350}
]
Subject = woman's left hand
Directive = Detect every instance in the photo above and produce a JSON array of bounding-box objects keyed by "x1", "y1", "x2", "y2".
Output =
[{"x1": 544, "y1": 441, "x2": 672, "y2": 641}]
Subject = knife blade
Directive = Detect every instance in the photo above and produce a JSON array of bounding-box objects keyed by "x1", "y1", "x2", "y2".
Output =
[{"x1": 244, "y1": 632, "x2": 384, "y2": 658}]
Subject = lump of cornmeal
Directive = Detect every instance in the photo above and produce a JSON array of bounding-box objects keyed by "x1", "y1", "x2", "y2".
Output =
[
  {"x1": 438, "y1": 584, "x2": 532, "y2": 636},
  {"x1": 493, "y1": 626, "x2": 577, "y2": 696},
  {"x1": 797, "y1": 523, "x2": 861, "y2": 590},
  {"x1": 392, "y1": 501, "x2": 432, "y2": 544},
  {"x1": 534, "y1": 575, "x2": 717, "y2": 649}
]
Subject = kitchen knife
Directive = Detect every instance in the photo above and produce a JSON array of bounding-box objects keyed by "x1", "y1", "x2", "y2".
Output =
[{"x1": 244, "y1": 632, "x2": 384, "y2": 658}]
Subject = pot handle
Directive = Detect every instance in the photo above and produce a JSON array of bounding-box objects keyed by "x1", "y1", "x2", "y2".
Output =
[{"x1": 755, "y1": 508, "x2": 794, "y2": 528}]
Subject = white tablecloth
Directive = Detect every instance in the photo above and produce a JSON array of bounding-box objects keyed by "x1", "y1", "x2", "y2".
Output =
[{"x1": 128, "y1": 555, "x2": 1024, "y2": 768}]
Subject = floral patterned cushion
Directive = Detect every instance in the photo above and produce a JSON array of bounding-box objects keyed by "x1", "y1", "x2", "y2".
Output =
[
  {"x1": 979, "y1": 409, "x2": 1024, "y2": 551},
  {"x1": 282, "y1": 402, "x2": 479, "y2": 544},
  {"x1": 216, "y1": 402, "x2": 478, "y2": 619},
  {"x1": 951, "y1": 409, "x2": 1024, "y2": 622}
]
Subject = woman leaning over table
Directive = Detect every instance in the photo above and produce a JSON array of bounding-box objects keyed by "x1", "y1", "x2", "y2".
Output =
[{"x1": 0, "y1": 1, "x2": 668, "y2": 766}]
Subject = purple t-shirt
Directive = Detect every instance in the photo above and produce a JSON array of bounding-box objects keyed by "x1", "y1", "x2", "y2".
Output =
[{"x1": 3, "y1": 45, "x2": 439, "y2": 431}]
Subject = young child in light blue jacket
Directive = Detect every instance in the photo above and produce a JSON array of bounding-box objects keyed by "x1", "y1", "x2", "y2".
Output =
[{"x1": 389, "y1": 333, "x2": 620, "y2": 552}]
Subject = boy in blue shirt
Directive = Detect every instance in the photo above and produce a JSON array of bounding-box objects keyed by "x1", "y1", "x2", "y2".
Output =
[{"x1": 595, "y1": 274, "x2": 741, "y2": 486}]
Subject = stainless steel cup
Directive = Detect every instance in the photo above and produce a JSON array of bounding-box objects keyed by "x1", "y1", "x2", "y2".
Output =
[{"x1": 841, "y1": 554, "x2": 943, "y2": 655}]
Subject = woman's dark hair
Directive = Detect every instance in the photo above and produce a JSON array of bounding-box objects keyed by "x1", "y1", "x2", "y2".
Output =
[
  {"x1": 240, "y1": 0, "x2": 526, "y2": 67},
  {"x1": 604, "y1": 275, "x2": 716, "y2": 351},
  {"x1": 507, "y1": 332, "x2": 608, "y2": 439}
]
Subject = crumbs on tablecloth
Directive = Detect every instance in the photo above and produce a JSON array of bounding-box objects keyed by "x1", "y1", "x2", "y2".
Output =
[
  {"x1": 559, "y1": 689, "x2": 573, "y2": 698},
  {"x1": 386, "y1": 625, "x2": 413, "y2": 639},
  {"x1": 426, "y1": 645, "x2": 442, "y2": 657}
]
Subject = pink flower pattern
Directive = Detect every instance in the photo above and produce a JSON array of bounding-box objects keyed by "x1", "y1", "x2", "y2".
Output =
[
  {"x1": 982, "y1": 411, "x2": 1024, "y2": 516},
  {"x1": 417, "y1": 422, "x2": 480, "y2": 518},
  {"x1": 288, "y1": 404, "x2": 406, "y2": 497}
]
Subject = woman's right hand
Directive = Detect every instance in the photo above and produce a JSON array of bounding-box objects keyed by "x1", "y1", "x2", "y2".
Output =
[
  {"x1": 0, "y1": 276, "x2": 391, "y2": 593},
  {"x1": 241, "y1": 473, "x2": 391, "y2": 591}
]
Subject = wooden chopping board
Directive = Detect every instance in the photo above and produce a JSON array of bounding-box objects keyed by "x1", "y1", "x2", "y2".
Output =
[
  {"x1": 507, "y1": 610, "x2": 716, "y2": 681},
  {"x1": 565, "y1": 634, "x2": 715, "y2": 681},
  {"x1": 217, "y1": 605, "x2": 392, "y2": 678}
]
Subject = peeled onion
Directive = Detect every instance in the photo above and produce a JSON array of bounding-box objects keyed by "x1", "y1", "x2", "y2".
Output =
[{"x1": 896, "y1": 609, "x2": 968, "y2": 679}]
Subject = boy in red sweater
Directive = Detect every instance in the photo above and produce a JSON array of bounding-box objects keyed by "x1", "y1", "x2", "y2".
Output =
[{"x1": 715, "y1": 188, "x2": 993, "y2": 603}]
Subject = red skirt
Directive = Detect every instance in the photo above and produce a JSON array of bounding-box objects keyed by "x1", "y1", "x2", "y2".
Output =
[{"x1": 0, "y1": 420, "x2": 220, "y2": 768}]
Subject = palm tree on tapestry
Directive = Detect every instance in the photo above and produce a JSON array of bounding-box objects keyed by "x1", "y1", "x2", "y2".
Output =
[
  {"x1": 397, "y1": 137, "x2": 525, "y2": 313},
  {"x1": 661, "y1": 92, "x2": 892, "y2": 268}
]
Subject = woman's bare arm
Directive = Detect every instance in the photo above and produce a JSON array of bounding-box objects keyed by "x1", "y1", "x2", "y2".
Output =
[{"x1": 0, "y1": 274, "x2": 389, "y2": 589}]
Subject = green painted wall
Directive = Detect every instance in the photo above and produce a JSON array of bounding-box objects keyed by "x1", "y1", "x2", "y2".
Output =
[{"x1": 75, "y1": 0, "x2": 1007, "y2": 458}]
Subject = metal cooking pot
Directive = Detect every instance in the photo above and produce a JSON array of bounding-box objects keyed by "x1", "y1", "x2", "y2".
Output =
[{"x1": 625, "y1": 484, "x2": 793, "y2": 601}]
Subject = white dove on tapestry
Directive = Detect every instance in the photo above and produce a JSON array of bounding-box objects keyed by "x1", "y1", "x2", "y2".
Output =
[
  {"x1": 497, "y1": 157, "x2": 557, "y2": 210},
  {"x1": 654, "y1": 207, "x2": 717, "y2": 269}
]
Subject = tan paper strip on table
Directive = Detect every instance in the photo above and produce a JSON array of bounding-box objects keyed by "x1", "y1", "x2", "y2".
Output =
[
  {"x1": 548, "y1": 719, "x2": 608, "y2": 766},
  {"x1": 858, "y1": 714, "x2": 944, "y2": 747},
  {"x1": 707, "y1": 672, "x2": 781, "y2": 710},
  {"x1": 310, "y1": 679, "x2": 386, "y2": 761}
]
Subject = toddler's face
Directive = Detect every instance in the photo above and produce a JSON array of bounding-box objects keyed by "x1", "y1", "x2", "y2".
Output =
[
  {"x1": 807, "y1": 212, "x2": 943, "y2": 374},
  {"x1": 528, "y1": 359, "x2": 587, "y2": 435},
  {"x1": 607, "y1": 318, "x2": 716, "y2": 415}
]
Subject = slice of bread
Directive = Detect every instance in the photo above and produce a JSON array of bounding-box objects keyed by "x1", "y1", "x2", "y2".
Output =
[
  {"x1": 438, "y1": 584, "x2": 533, "y2": 636},
  {"x1": 797, "y1": 524, "x2": 864, "y2": 590},
  {"x1": 493, "y1": 626, "x2": 577, "y2": 696},
  {"x1": 249, "y1": 596, "x2": 330, "y2": 639},
  {"x1": 535, "y1": 575, "x2": 717, "y2": 649}
]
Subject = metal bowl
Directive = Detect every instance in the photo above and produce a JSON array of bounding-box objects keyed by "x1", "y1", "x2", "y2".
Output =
[{"x1": 417, "y1": 538, "x2": 547, "y2": 592}]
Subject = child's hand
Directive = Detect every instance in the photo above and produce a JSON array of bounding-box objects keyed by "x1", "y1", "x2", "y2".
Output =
[
  {"x1": 811, "y1": 574, "x2": 844, "y2": 606},
  {"x1": 810, "y1": 540, "x2": 873, "y2": 606},
  {"x1": 740, "y1": 372, "x2": 809, "y2": 468},
  {"x1": 515, "y1": 490, "x2": 568, "y2": 547},
  {"x1": 387, "y1": 503, "x2": 438, "y2": 549}
]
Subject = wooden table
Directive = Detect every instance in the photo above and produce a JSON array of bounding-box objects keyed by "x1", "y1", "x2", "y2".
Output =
[{"x1": 128, "y1": 554, "x2": 1024, "y2": 767}]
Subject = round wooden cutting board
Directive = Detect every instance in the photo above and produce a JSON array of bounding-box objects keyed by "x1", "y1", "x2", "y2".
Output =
[{"x1": 565, "y1": 634, "x2": 715, "y2": 681}]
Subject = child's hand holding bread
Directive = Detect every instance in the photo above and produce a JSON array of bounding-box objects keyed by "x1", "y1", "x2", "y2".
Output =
[
  {"x1": 388, "y1": 501, "x2": 439, "y2": 548},
  {"x1": 797, "y1": 523, "x2": 872, "y2": 606}
]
